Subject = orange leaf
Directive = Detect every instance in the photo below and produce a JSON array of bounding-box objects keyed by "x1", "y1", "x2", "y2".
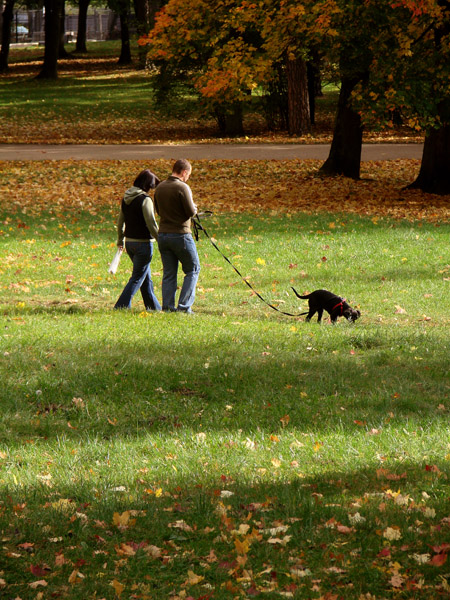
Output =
[
  {"x1": 430, "y1": 553, "x2": 447, "y2": 567},
  {"x1": 280, "y1": 414, "x2": 290, "y2": 428}
]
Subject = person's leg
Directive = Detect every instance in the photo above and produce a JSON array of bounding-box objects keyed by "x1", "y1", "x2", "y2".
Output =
[
  {"x1": 176, "y1": 234, "x2": 200, "y2": 313},
  {"x1": 138, "y1": 242, "x2": 161, "y2": 311},
  {"x1": 158, "y1": 234, "x2": 179, "y2": 311},
  {"x1": 114, "y1": 242, "x2": 151, "y2": 309}
]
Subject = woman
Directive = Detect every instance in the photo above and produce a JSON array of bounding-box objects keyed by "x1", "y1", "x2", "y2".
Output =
[{"x1": 114, "y1": 169, "x2": 161, "y2": 311}]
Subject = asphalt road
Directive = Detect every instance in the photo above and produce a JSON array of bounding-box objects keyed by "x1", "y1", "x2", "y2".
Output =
[{"x1": 0, "y1": 143, "x2": 424, "y2": 161}]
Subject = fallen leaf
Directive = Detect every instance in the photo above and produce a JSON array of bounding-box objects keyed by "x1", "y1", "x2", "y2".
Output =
[
  {"x1": 29, "y1": 580, "x2": 48, "y2": 588},
  {"x1": 430, "y1": 553, "x2": 447, "y2": 567}
]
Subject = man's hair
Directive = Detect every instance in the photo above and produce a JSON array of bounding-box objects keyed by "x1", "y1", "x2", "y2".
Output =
[
  {"x1": 134, "y1": 169, "x2": 160, "y2": 192},
  {"x1": 172, "y1": 159, "x2": 191, "y2": 175}
]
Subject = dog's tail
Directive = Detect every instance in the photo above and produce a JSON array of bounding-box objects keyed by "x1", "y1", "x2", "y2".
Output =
[
  {"x1": 291, "y1": 287, "x2": 310, "y2": 316},
  {"x1": 291, "y1": 287, "x2": 311, "y2": 300}
]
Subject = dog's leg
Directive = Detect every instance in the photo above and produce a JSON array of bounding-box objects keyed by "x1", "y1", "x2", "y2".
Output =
[{"x1": 317, "y1": 309, "x2": 323, "y2": 322}]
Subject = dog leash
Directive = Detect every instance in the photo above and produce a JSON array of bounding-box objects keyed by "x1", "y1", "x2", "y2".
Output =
[{"x1": 192, "y1": 213, "x2": 305, "y2": 318}]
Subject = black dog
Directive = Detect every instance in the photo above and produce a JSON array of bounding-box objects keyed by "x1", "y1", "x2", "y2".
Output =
[{"x1": 292, "y1": 288, "x2": 360, "y2": 323}]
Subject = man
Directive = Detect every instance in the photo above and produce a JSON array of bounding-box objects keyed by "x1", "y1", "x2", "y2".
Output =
[{"x1": 154, "y1": 159, "x2": 200, "y2": 313}]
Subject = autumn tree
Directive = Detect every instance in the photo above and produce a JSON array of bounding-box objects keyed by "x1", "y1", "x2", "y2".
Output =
[
  {"x1": 389, "y1": 0, "x2": 450, "y2": 194},
  {"x1": 139, "y1": 0, "x2": 335, "y2": 136},
  {"x1": 258, "y1": 0, "x2": 332, "y2": 136},
  {"x1": 318, "y1": 0, "x2": 383, "y2": 179},
  {"x1": 330, "y1": 0, "x2": 450, "y2": 192},
  {"x1": 139, "y1": 0, "x2": 269, "y2": 135}
]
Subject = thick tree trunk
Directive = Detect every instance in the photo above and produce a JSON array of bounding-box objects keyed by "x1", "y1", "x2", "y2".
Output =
[
  {"x1": 37, "y1": 0, "x2": 62, "y2": 79},
  {"x1": 132, "y1": 0, "x2": 163, "y2": 66},
  {"x1": 133, "y1": 0, "x2": 149, "y2": 66},
  {"x1": 408, "y1": 124, "x2": 450, "y2": 194},
  {"x1": 118, "y1": 10, "x2": 131, "y2": 64},
  {"x1": 215, "y1": 103, "x2": 244, "y2": 136},
  {"x1": 409, "y1": 6, "x2": 450, "y2": 194},
  {"x1": 75, "y1": 0, "x2": 90, "y2": 53},
  {"x1": 319, "y1": 76, "x2": 363, "y2": 179},
  {"x1": 286, "y1": 56, "x2": 310, "y2": 135},
  {"x1": 0, "y1": 0, "x2": 15, "y2": 73},
  {"x1": 59, "y1": 0, "x2": 70, "y2": 58}
]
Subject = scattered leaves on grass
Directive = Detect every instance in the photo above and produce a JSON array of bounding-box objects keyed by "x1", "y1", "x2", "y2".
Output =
[{"x1": 0, "y1": 159, "x2": 448, "y2": 225}]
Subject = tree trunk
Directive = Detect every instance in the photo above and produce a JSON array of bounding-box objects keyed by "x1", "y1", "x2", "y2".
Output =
[
  {"x1": 307, "y1": 50, "x2": 321, "y2": 125},
  {"x1": 107, "y1": 11, "x2": 118, "y2": 40},
  {"x1": 118, "y1": 10, "x2": 131, "y2": 64},
  {"x1": 214, "y1": 103, "x2": 244, "y2": 136},
  {"x1": 286, "y1": 56, "x2": 310, "y2": 135},
  {"x1": 408, "y1": 124, "x2": 450, "y2": 194},
  {"x1": 133, "y1": 0, "x2": 149, "y2": 67},
  {"x1": 75, "y1": 0, "x2": 90, "y2": 53},
  {"x1": 409, "y1": 5, "x2": 450, "y2": 194},
  {"x1": 0, "y1": 0, "x2": 15, "y2": 73},
  {"x1": 59, "y1": 0, "x2": 70, "y2": 58},
  {"x1": 37, "y1": 0, "x2": 62, "y2": 79},
  {"x1": 319, "y1": 76, "x2": 363, "y2": 179}
]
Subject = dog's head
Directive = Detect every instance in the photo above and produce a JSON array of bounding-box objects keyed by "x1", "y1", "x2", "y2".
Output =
[{"x1": 343, "y1": 308, "x2": 361, "y2": 322}]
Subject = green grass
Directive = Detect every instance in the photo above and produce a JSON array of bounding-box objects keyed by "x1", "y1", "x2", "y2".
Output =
[{"x1": 0, "y1": 177, "x2": 449, "y2": 598}]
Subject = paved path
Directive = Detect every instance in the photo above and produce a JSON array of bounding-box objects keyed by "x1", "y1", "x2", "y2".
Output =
[{"x1": 0, "y1": 143, "x2": 423, "y2": 161}]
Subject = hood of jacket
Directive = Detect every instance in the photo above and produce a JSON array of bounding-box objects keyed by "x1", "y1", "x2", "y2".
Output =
[{"x1": 123, "y1": 186, "x2": 146, "y2": 205}]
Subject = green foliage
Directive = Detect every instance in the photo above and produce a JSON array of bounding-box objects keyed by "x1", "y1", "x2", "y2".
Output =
[{"x1": 351, "y1": 0, "x2": 450, "y2": 131}]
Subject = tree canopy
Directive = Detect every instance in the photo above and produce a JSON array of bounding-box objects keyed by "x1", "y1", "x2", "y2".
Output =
[{"x1": 139, "y1": 0, "x2": 450, "y2": 191}]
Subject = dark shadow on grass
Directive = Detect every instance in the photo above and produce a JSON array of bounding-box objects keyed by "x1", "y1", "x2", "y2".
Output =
[
  {"x1": 0, "y1": 464, "x2": 449, "y2": 598},
  {"x1": 1, "y1": 323, "x2": 448, "y2": 444}
]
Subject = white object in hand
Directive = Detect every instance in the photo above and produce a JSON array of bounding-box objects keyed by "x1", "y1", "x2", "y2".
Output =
[{"x1": 108, "y1": 248, "x2": 123, "y2": 274}]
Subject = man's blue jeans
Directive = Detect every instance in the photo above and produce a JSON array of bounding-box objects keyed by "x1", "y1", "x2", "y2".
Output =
[
  {"x1": 114, "y1": 241, "x2": 161, "y2": 311},
  {"x1": 158, "y1": 233, "x2": 200, "y2": 312}
]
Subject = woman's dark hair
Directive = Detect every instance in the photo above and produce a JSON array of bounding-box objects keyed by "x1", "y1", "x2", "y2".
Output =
[{"x1": 133, "y1": 169, "x2": 160, "y2": 192}]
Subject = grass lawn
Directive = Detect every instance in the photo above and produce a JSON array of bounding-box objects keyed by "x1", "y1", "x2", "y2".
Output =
[{"x1": 0, "y1": 159, "x2": 449, "y2": 598}]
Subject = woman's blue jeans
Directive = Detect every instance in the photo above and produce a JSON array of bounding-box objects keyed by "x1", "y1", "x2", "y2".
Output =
[
  {"x1": 114, "y1": 241, "x2": 161, "y2": 311},
  {"x1": 158, "y1": 233, "x2": 200, "y2": 312}
]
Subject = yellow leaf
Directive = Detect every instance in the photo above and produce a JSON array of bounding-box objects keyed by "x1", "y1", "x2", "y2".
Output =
[
  {"x1": 186, "y1": 570, "x2": 204, "y2": 585},
  {"x1": 234, "y1": 537, "x2": 250, "y2": 555},
  {"x1": 256, "y1": 257, "x2": 266, "y2": 265},
  {"x1": 111, "y1": 579, "x2": 125, "y2": 596},
  {"x1": 113, "y1": 511, "x2": 130, "y2": 527},
  {"x1": 68, "y1": 570, "x2": 83, "y2": 585}
]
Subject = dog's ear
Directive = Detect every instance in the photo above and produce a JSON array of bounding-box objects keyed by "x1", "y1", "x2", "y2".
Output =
[{"x1": 356, "y1": 310, "x2": 361, "y2": 318}]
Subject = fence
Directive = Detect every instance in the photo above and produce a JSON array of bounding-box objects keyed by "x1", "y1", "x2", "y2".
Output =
[{"x1": 7, "y1": 9, "x2": 117, "y2": 44}]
